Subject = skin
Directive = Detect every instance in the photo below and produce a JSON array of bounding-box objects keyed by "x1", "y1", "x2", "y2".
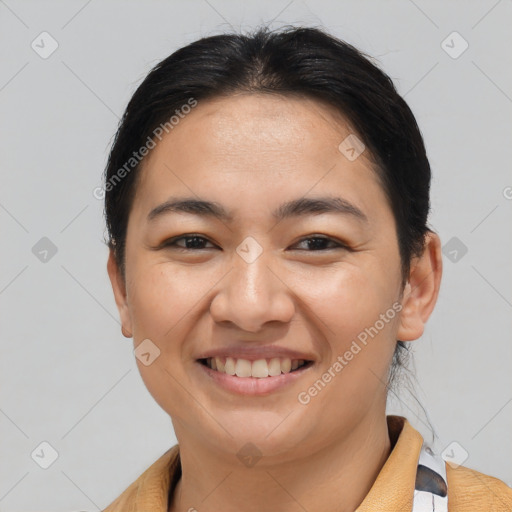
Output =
[{"x1": 107, "y1": 93, "x2": 442, "y2": 512}]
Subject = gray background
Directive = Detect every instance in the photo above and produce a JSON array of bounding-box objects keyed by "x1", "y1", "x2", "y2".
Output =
[{"x1": 1, "y1": 0, "x2": 511, "y2": 510}]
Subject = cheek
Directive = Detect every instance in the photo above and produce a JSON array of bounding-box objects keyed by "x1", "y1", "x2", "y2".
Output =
[
  {"x1": 300, "y1": 262, "x2": 400, "y2": 399},
  {"x1": 300, "y1": 262, "x2": 398, "y2": 342},
  {"x1": 126, "y1": 263, "x2": 208, "y2": 419},
  {"x1": 127, "y1": 262, "x2": 208, "y2": 342}
]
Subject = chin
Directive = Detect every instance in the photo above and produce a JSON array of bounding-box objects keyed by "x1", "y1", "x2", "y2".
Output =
[{"x1": 203, "y1": 412, "x2": 309, "y2": 459}]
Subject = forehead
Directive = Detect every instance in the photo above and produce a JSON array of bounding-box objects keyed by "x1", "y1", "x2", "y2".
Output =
[
  {"x1": 145, "y1": 93, "x2": 368, "y2": 167},
  {"x1": 132, "y1": 93, "x2": 387, "y2": 222}
]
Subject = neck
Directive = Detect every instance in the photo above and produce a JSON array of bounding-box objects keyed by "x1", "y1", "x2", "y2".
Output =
[{"x1": 169, "y1": 413, "x2": 393, "y2": 512}]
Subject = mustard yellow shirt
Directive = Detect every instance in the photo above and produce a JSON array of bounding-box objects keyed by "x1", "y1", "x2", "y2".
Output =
[{"x1": 102, "y1": 415, "x2": 512, "y2": 511}]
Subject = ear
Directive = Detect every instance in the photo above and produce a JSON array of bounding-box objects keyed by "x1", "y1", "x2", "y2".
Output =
[
  {"x1": 397, "y1": 231, "x2": 443, "y2": 341},
  {"x1": 107, "y1": 249, "x2": 133, "y2": 338}
]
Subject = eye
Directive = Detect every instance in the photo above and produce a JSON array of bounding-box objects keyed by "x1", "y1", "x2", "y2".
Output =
[
  {"x1": 159, "y1": 234, "x2": 348, "y2": 252},
  {"x1": 162, "y1": 235, "x2": 217, "y2": 250},
  {"x1": 290, "y1": 236, "x2": 348, "y2": 251}
]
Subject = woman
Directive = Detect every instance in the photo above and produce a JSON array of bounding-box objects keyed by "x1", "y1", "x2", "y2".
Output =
[{"x1": 101, "y1": 26, "x2": 512, "y2": 511}]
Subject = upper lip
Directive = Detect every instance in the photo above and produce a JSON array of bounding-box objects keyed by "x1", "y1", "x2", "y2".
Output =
[{"x1": 196, "y1": 345, "x2": 316, "y2": 362}]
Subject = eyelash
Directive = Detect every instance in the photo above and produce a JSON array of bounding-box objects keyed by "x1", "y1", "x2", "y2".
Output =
[{"x1": 161, "y1": 234, "x2": 349, "y2": 252}]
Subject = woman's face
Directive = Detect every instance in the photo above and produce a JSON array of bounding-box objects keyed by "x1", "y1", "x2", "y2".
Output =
[{"x1": 109, "y1": 93, "x2": 411, "y2": 461}]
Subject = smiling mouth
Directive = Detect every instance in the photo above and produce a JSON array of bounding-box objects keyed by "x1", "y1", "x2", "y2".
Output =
[{"x1": 198, "y1": 357, "x2": 313, "y2": 378}]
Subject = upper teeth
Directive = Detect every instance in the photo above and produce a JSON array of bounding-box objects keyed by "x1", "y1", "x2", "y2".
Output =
[{"x1": 206, "y1": 357, "x2": 306, "y2": 378}]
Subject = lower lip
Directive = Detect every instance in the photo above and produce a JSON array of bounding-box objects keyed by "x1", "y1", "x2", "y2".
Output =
[{"x1": 196, "y1": 361, "x2": 313, "y2": 396}]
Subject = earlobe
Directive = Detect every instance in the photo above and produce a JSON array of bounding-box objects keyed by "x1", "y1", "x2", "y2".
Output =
[
  {"x1": 397, "y1": 232, "x2": 443, "y2": 342},
  {"x1": 106, "y1": 249, "x2": 133, "y2": 339}
]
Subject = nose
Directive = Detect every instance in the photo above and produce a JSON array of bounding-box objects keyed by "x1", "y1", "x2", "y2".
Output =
[{"x1": 209, "y1": 247, "x2": 295, "y2": 333}]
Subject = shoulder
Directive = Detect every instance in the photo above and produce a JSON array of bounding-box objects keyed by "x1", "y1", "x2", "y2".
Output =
[
  {"x1": 101, "y1": 477, "x2": 139, "y2": 511},
  {"x1": 101, "y1": 445, "x2": 180, "y2": 511},
  {"x1": 446, "y1": 462, "x2": 512, "y2": 511}
]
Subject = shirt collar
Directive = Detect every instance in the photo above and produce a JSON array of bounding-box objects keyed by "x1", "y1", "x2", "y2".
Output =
[{"x1": 355, "y1": 415, "x2": 424, "y2": 511}]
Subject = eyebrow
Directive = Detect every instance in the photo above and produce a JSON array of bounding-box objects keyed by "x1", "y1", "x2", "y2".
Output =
[{"x1": 147, "y1": 195, "x2": 368, "y2": 224}]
